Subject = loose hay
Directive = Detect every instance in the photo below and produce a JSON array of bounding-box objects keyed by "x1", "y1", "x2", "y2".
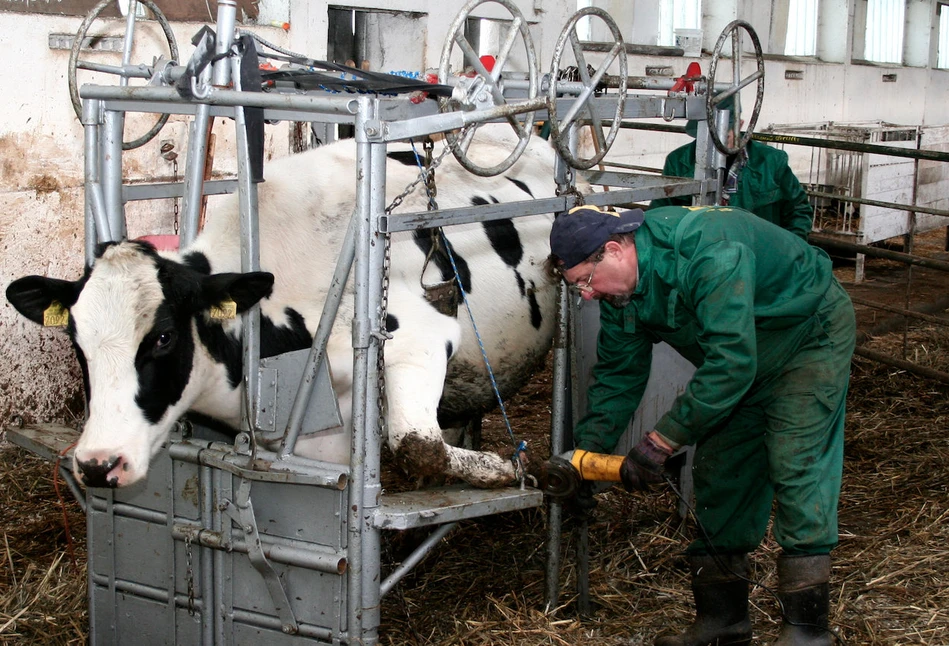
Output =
[{"x1": 2, "y1": 331, "x2": 948, "y2": 645}]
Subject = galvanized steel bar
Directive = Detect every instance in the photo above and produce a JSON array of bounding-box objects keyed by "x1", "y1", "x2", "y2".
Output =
[
  {"x1": 168, "y1": 441, "x2": 349, "y2": 488},
  {"x1": 347, "y1": 96, "x2": 376, "y2": 644},
  {"x1": 754, "y1": 130, "x2": 949, "y2": 162},
  {"x1": 179, "y1": 103, "x2": 213, "y2": 247},
  {"x1": 807, "y1": 190, "x2": 949, "y2": 219},
  {"x1": 228, "y1": 609, "x2": 335, "y2": 641},
  {"x1": 101, "y1": 109, "x2": 125, "y2": 239},
  {"x1": 359, "y1": 111, "x2": 389, "y2": 646},
  {"x1": 545, "y1": 283, "x2": 570, "y2": 611},
  {"x1": 91, "y1": 573, "x2": 201, "y2": 608},
  {"x1": 199, "y1": 462, "x2": 215, "y2": 644},
  {"x1": 80, "y1": 84, "x2": 360, "y2": 116},
  {"x1": 380, "y1": 522, "x2": 457, "y2": 598},
  {"x1": 231, "y1": 52, "x2": 263, "y2": 441},
  {"x1": 280, "y1": 212, "x2": 358, "y2": 456},
  {"x1": 82, "y1": 99, "x2": 110, "y2": 259},
  {"x1": 172, "y1": 523, "x2": 347, "y2": 573}
]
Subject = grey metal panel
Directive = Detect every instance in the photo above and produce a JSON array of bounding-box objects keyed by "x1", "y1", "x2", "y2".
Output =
[{"x1": 258, "y1": 349, "x2": 343, "y2": 436}]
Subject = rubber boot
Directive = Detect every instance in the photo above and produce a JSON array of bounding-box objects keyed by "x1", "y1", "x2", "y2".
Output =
[
  {"x1": 655, "y1": 554, "x2": 753, "y2": 646},
  {"x1": 773, "y1": 554, "x2": 833, "y2": 646}
]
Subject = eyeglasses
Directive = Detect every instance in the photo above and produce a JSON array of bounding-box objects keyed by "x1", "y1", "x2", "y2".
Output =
[{"x1": 575, "y1": 260, "x2": 599, "y2": 293}]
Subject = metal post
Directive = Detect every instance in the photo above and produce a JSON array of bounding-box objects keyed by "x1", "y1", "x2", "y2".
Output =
[
  {"x1": 359, "y1": 107, "x2": 388, "y2": 646},
  {"x1": 180, "y1": 0, "x2": 238, "y2": 246},
  {"x1": 101, "y1": 108, "x2": 125, "y2": 239},
  {"x1": 82, "y1": 98, "x2": 107, "y2": 263},
  {"x1": 545, "y1": 283, "x2": 570, "y2": 612},
  {"x1": 348, "y1": 95, "x2": 381, "y2": 645},
  {"x1": 230, "y1": 54, "x2": 261, "y2": 437}
]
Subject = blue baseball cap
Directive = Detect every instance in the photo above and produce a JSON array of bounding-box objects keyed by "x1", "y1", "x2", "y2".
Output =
[{"x1": 550, "y1": 205, "x2": 644, "y2": 269}]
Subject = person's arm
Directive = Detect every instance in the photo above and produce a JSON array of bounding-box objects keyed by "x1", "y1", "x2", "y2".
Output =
[
  {"x1": 572, "y1": 303, "x2": 654, "y2": 455},
  {"x1": 776, "y1": 161, "x2": 815, "y2": 240},
  {"x1": 653, "y1": 240, "x2": 759, "y2": 447},
  {"x1": 650, "y1": 144, "x2": 695, "y2": 209}
]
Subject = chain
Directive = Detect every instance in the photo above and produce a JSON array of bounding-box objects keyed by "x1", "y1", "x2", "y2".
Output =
[
  {"x1": 377, "y1": 137, "x2": 446, "y2": 440},
  {"x1": 185, "y1": 533, "x2": 196, "y2": 616},
  {"x1": 173, "y1": 158, "x2": 180, "y2": 234},
  {"x1": 384, "y1": 137, "x2": 454, "y2": 216}
]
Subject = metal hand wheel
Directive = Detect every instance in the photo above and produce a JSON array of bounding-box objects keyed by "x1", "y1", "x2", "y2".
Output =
[
  {"x1": 548, "y1": 7, "x2": 627, "y2": 170},
  {"x1": 706, "y1": 19, "x2": 764, "y2": 156},
  {"x1": 68, "y1": 0, "x2": 178, "y2": 150},
  {"x1": 437, "y1": 0, "x2": 539, "y2": 176}
]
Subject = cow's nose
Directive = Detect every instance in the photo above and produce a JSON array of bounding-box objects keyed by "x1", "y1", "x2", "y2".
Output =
[{"x1": 76, "y1": 455, "x2": 123, "y2": 488}]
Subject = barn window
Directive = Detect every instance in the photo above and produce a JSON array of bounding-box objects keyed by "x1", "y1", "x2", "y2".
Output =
[
  {"x1": 937, "y1": 3, "x2": 949, "y2": 68},
  {"x1": 658, "y1": 0, "x2": 702, "y2": 47},
  {"x1": 863, "y1": 0, "x2": 905, "y2": 63},
  {"x1": 784, "y1": 0, "x2": 819, "y2": 56}
]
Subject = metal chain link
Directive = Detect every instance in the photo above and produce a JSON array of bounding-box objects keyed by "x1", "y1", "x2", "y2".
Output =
[
  {"x1": 173, "y1": 158, "x2": 180, "y2": 234},
  {"x1": 185, "y1": 533, "x2": 196, "y2": 616}
]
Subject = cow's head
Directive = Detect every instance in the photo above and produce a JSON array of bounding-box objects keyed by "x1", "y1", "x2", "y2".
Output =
[{"x1": 6, "y1": 241, "x2": 273, "y2": 488}]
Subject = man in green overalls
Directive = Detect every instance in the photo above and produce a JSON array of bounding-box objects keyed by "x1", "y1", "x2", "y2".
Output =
[
  {"x1": 548, "y1": 205, "x2": 855, "y2": 646},
  {"x1": 651, "y1": 110, "x2": 814, "y2": 242}
]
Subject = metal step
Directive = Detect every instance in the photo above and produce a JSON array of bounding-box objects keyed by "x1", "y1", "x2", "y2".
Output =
[
  {"x1": 375, "y1": 484, "x2": 543, "y2": 531},
  {"x1": 4, "y1": 422, "x2": 79, "y2": 462}
]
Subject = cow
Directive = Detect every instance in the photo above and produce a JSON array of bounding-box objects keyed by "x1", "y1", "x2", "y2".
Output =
[{"x1": 6, "y1": 134, "x2": 579, "y2": 489}]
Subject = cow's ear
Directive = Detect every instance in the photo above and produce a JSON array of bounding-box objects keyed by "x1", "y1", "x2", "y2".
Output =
[
  {"x1": 5, "y1": 275, "x2": 81, "y2": 326},
  {"x1": 200, "y1": 272, "x2": 275, "y2": 314}
]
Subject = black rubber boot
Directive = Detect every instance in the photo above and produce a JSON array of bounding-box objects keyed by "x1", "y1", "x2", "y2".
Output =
[
  {"x1": 773, "y1": 554, "x2": 833, "y2": 646},
  {"x1": 655, "y1": 554, "x2": 753, "y2": 646}
]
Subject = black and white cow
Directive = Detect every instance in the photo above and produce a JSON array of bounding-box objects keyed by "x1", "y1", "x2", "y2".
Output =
[{"x1": 6, "y1": 135, "x2": 577, "y2": 489}]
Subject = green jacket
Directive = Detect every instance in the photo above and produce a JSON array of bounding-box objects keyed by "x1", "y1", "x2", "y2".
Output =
[
  {"x1": 650, "y1": 140, "x2": 814, "y2": 240},
  {"x1": 573, "y1": 205, "x2": 837, "y2": 453}
]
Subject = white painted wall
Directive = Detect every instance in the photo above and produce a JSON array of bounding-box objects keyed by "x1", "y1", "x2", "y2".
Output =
[{"x1": 2, "y1": 0, "x2": 949, "y2": 426}]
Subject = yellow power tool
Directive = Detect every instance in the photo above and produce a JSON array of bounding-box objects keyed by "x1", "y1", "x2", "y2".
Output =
[{"x1": 544, "y1": 449, "x2": 625, "y2": 498}]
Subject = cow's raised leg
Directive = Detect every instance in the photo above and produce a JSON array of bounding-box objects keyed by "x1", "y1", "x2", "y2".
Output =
[{"x1": 382, "y1": 304, "x2": 516, "y2": 488}]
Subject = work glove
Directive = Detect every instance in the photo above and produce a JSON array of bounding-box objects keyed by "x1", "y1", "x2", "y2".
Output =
[{"x1": 619, "y1": 433, "x2": 674, "y2": 491}]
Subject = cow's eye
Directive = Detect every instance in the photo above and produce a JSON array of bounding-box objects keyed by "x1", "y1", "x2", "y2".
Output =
[{"x1": 154, "y1": 331, "x2": 176, "y2": 354}]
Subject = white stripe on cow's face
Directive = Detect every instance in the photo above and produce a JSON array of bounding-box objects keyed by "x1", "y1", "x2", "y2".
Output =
[{"x1": 70, "y1": 244, "x2": 169, "y2": 487}]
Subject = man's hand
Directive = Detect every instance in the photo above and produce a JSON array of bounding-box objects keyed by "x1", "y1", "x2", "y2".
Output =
[{"x1": 619, "y1": 432, "x2": 674, "y2": 491}]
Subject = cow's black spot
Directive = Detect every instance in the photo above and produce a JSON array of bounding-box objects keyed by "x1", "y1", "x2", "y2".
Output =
[
  {"x1": 506, "y1": 176, "x2": 534, "y2": 198},
  {"x1": 196, "y1": 307, "x2": 315, "y2": 391},
  {"x1": 195, "y1": 316, "x2": 242, "y2": 388},
  {"x1": 260, "y1": 308, "x2": 313, "y2": 357},
  {"x1": 412, "y1": 230, "x2": 472, "y2": 293},
  {"x1": 482, "y1": 218, "x2": 523, "y2": 268},
  {"x1": 182, "y1": 251, "x2": 212, "y2": 275},
  {"x1": 446, "y1": 341, "x2": 454, "y2": 361},
  {"x1": 527, "y1": 279, "x2": 543, "y2": 330},
  {"x1": 386, "y1": 150, "x2": 423, "y2": 166},
  {"x1": 136, "y1": 298, "x2": 197, "y2": 423},
  {"x1": 514, "y1": 271, "x2": 526, "y2": 296},
  {"x1": 386, "y1": 314, "x2": 400, "y2": 333}
]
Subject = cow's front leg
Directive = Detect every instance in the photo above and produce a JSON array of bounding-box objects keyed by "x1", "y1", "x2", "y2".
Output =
[{"x1": 383, "y1": 323, "x2": 516, "y2": 488}]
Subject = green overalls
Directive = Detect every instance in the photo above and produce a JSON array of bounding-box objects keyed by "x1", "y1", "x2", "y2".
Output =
[
  {"x1": 650, "y1": 140, "x2": 815, "y2": 241},
  {"x1": 573, "y1": 206, "x2": 855, "y2": 555}
]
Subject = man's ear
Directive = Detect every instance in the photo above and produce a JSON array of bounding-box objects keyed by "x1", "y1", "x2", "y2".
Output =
[
  {"x1": 6, "y1": 275, "x2": 81, "y2": 326},
  {"x1": 200, "y1": 272, "x2": 275, "y2": 314}
]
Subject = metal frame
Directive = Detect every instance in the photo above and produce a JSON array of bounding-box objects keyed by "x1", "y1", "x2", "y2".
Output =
[{"x1": 7, "y1": 2, "x2": 733, "y2": 644}]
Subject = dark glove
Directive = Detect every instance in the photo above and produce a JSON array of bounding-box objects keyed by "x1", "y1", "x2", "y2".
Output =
[{"x1": 619, "y1": 433, "x2": 674, "y2": 491}]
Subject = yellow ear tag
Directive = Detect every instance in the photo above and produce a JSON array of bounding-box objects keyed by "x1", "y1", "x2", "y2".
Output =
[
  {"x1": 43, "y1": 301, "x2": 69, "y2": 327},
  {"x1": 209, "y1": 299, "x2": 237, "y2": 320}
]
